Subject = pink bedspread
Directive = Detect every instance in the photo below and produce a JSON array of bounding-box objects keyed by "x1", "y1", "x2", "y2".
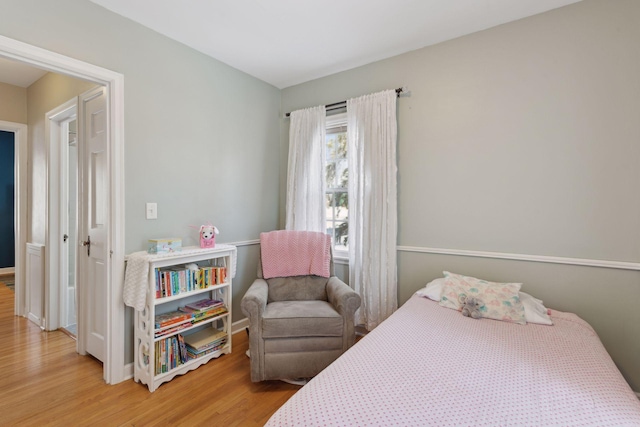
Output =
[
  {"x1": 266, "y1": 296, "x2": 640, "y2": 426},
  {"x1": 260, "y1": 230, "x2": 331, "y2": 279}
]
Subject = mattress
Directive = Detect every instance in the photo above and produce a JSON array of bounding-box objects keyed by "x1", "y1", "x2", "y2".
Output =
[{"x1": 266, "y1": 295, "x2": 640, "y2": 426}]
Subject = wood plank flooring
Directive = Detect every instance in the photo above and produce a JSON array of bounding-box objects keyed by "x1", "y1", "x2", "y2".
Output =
[{"x1": 0, "y1": 284, "x2": 299, "y2": 426}]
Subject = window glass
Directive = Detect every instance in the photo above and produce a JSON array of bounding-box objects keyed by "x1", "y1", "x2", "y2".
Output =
[{"x1": 325, "y1": 114, "x2": 348, "y2": 255}]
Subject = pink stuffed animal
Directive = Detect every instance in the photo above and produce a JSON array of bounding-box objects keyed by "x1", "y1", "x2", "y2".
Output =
[{"x1": 199, "y1": 224, "x2": 219, "y2": 248}]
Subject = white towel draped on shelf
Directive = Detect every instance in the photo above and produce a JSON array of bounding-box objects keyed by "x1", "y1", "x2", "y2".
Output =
[{"x1": 123, "y1": 251, "x2": 153, "y2": 311}]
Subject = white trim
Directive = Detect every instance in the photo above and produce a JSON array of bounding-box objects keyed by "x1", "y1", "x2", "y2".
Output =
[
  {"x1": 225, "y1": 239, "x2": 260, "y2": 247},
  {"x1": 397, "y1": 245, "x2": 640, "y2": 271},
  {"x1": 0, "y1": 267, "x2": 15, "y2": 275},
  {"x1": 0, "y1": 120, "x2": 27, "y2": 318},
  {"x1": 123, "y1": 363, "x2": 134, "y2": 381},
  {"x1": 0, "y1": 35, "x2": 126, "y2": 385},
  {"x1": 232, "y1": 317, "x2": 250, "y2": 334},
  {"x1": 333, "y1": 256, "x2": 349, "y2": 265}
]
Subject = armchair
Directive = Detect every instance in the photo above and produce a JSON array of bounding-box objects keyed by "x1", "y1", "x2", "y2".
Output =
[{"x1": 241, "y1": 231, "x2": 361, "y2": 382}]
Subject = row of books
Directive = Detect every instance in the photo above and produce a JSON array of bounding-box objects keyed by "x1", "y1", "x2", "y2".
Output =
[
  {"x1": 156, "y1": 266, "x2": 228, "y2": 298},
  {"x1": 155, "y1": 266, "x2": 228, "y2": 298},
  {"x1": 154, "y1": 298, "x2": 228, "y2": 338},
  {"x1": 155, "y1": 335, "x2": 188, "y2": 375},
  {"x1": 154, "y1": 329, "x2": 228, "y2": 374}
]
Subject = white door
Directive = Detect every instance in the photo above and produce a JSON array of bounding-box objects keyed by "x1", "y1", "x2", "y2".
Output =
[{"x1": 78, "y1": 87, "x2": 109, "y2": 363}]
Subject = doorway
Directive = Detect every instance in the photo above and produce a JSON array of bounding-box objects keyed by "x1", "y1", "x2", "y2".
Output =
[
  {"x1": 46, "y1": 87, "x2": 109, "y2": 362},
  {"x1": 0, "y1": 131, "x2": 15, "y2": 275},
  {"x1": 46, "y1": 98, "x2": 79, "y2": 338},
  {"x1": 0, "y1": 120, "x2": 27, "y2": 320},
  {"x1": 0, "y1": 34, "x2": 126, "y2": 384},
  {"x1": 57, "y1": 113, "x2": 79, "y2": 338},
  {"x1": 64, "y1": 119, "x2": 78, "y2": 337}
]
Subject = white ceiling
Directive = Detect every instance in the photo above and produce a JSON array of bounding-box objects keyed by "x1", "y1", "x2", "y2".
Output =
[
  {"x1": 0, "y1": 57, "x2": 48, "y2": 88},
  {"x1": 90, "y1": 0, "x2": 580, "y2": 89}
]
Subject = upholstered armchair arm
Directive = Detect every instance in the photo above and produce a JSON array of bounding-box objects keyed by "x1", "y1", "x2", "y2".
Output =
[
  {"x1": 241, "y1": 278, "x2": 269, "y2": 382},
  {"x1": 241, "y1": 278, "x2": 268, "y2": 319},
  {"x1": 326, "y1": 276, "x2": 361, "y2": 350}
]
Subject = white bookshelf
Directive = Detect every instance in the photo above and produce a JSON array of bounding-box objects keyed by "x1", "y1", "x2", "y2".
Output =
[{"x1": 133, "y1": 245, "x2": 235, "y2": 392}]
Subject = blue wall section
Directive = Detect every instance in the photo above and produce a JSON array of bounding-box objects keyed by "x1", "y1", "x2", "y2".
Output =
[{"x1": 0, "y1": 131, "x2": 14, "y2": 268}]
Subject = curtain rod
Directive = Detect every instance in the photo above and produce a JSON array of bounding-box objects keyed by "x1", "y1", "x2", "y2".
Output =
[{"x1": 284, "y1": 87, "x2": 406, "y2": 118}]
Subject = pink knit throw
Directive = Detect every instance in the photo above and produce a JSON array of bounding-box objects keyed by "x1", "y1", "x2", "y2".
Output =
[{"x1": 260, "y1": 230, "x2": 331, "y2": 279}]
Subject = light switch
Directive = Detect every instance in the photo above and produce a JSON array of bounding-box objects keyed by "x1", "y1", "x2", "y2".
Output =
[{"x1": 146, "y1": 202, "x2": 157, "y2": 220}]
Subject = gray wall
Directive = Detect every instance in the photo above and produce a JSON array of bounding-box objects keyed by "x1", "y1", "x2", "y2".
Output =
[
  {"x1": 0, "y1": 0, "x2": 281, "y2": 362},
  {"x1": 281, "y1": 0, "x2": 640, "y2": 390}
]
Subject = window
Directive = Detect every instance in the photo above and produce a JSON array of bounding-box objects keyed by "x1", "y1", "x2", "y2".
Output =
[{"x1": 325, "y1": 113, "x2": 348, "y2": 257}]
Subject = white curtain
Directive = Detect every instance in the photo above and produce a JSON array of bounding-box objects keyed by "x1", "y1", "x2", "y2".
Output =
[
  {"x1": 347, "y1": 90, "x2": 398, "y2": 330},
  {"x1": 286, "y1": 105, "x2": 326, "y2": 232}
]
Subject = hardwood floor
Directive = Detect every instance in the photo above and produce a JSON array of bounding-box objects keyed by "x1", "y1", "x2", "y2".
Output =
[{"x1": 0, "y1": 284, "x2": 299, "y2": 426}]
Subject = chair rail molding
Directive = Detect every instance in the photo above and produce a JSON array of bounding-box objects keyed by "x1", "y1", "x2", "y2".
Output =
[{"x1": 397, "y1": 245, "x2": 640, "y2": 271}]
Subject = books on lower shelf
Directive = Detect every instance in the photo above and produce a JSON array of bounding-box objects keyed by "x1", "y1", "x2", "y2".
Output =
[
  {"x1": 154, "y1": 299, "x2": 228, "y2": 338},
  {"x1": 154, "y1": 329, "x2": 228, "y2": 374},
  {"x1": 183, "y1": 328, "x2": 228, "y2": 360},
  {"x1": 155, "y1": 265, "x2": 227, "y2": 298},
  {"x1": 155, "y1": 334, "x2": 188, "y2": 375}
]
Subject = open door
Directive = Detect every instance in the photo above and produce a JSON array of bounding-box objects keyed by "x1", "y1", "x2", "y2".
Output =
[{"x1": 77, "y1": 86, "x2": 108, "y2": 363}]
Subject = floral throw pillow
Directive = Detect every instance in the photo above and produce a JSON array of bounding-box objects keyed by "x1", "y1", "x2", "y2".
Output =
[{"x1": 439, "y1": 271, "x2": 526, "y2": 325}]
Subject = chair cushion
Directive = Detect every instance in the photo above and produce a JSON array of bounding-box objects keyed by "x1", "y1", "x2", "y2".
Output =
[{"x1": 262, "y1": 300, "x2": 343, "y2": 338}]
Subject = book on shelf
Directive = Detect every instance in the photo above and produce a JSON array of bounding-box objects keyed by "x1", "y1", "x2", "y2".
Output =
[
  {"x1": 179, "y1": 308, "x2": 228, "y2": 324},
  {"x1": 184, "y1": 328, "x2": 227, "y2": 350},
  {"x1": 154, "y1": 321, "x2": 191, "y2": 338},
  {"x1": 155, "y1": 310, "x2": 191, "y2": 329},
  {"x1": 186, "y1": 341, "x2": 227, "y2": 359},
  {"x1": 179, "y1": 298, "x2": 228, "y2": 323},
  {"x1": 155, "y1": 334, "x2": 188, "y2": 375},
  {"x1": 155, "y1": 265, "x2": 227, "y2": 298},
  {"x1": 197, "y1": 266, "x2": 227, "y2": 288},
  {"x1": 183, "y1": 328, "x2": 228, "y2": 359},
  {"x1": 184, "y1": 298, "x2": 224, "y2": 312}
]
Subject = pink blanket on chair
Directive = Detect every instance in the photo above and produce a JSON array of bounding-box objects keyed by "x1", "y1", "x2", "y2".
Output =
[{"x1": 260, "y1": 230, "x2": 331, "y2": 279}]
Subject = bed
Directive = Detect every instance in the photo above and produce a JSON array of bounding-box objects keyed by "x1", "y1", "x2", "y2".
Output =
[{"x1": 266, "y1": 293, "x2": 640, "y2": 426}]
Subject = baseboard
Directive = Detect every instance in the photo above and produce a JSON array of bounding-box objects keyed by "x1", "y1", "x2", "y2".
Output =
[
  {"x1": 232, "y1": 317, "x2": 249, "y2": 334},
  {"x1": 123, "y1": 362, "x2": 134, "y2": 381},
  {"x1": 0, "y1": 267, "x2": 15, "y2": 276}
]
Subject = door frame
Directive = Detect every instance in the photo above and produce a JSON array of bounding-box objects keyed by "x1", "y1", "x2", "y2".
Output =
[
  {"x1": 0, "y1": 35, "x2": 126, "y2": 385},
  {"x1": 0, "y1": 120, "x2": 27, "y2": 319},
  {"x1": 45, "y1": 98, "x2": 77, "y2": 333}
]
